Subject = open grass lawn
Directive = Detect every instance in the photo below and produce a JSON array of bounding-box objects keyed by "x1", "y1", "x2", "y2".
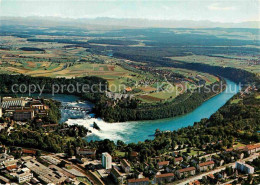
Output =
[
  {"x1": 115, "y1": 150, "x2": 125, "y2": 157},
  {"x1": 187, "y1": 149, "x2": 205, "y2": 156}
]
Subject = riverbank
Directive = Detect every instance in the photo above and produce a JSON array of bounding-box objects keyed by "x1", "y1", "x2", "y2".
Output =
[
  {"x1": 94, "y1": 79, "x2": 227, "y2": 122},
  {"x1": 65, "y1": 79, "x2": 240, "y2": 143}
]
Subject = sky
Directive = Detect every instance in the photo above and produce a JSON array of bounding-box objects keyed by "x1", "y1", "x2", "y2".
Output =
[{"x1": 0, "y1": 0, "x2": 259, "y2": 23}]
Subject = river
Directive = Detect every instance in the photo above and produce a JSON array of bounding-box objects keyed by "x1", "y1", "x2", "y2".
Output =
[{"x1": 46, "y1": 79, "x2": 239, "y2": 143}]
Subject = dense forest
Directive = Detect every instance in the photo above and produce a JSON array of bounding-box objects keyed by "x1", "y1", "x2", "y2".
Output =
[
  {"x1": 0, "y1": 123, "x2": 88, "y2": 153},
  {"x1": 0, "y1": 74, "x2": 107, "y2": 102},
  {"x1": 19, "y1": 47, "x2": 45, "y2": 52}
]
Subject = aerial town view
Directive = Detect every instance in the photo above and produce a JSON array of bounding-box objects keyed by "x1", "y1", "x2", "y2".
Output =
[{"x1": 0, "y1": 0, "x2": 259, "y2": 184}]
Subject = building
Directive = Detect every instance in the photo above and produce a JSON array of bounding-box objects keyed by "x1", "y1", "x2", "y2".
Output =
[
  {"x1": 235, "y1": 161, "x2": 254, "y2": 174},
  {"x1": 0, "y1": 154, "x2": 14, "y2": 165},
  {"x1": 0, "y1": 106, "x2": 2, "y2": 118},
  {"x1": 76, "y1": 148, "x2": 96, "y2": 158},
  {"x1": 2, "y1": 98, "x2": 28, "y2": 109},
  {"x1": 128, "y1": 178, "x2": 149, "y2": 185},
  {"x1": 174, "y1": 157, "x2": 183, "y2": 165},
  {"x1": 245, "y1": 144, "x2": 260, "y2": 155},
  {"x1": 30, "y1": 101, "x2": 48, "y2": 110},
  {"x1": 16, "y1": 168, "x2": 33, "y2": 183},
  {"x1": 197, "y1": 161, "x2": 215, "y2": 171},
  {"x1": 22, "y1": 149, "x2": 36, "y2": 156},
  {"x1": 154, "y1": 173, "x2": 174, "y2": 184},
  {"x1": 102, "y1": 152, "x2": 112, "y2": 169},
  {"x1": 157, "y1": 161, "x2": 169, "y2": 169},
  {"x1": 120, "y1": 159, "x2": 131, "y2": 173},
  {"x1": 25, "y1": 159, "x2": 67, "y2": 184},
  {"x1": 13, "y1": 109, "x2": 34, "y2": 121},
  {"x1": 3, "y1": 159, "x2": 18, "y2": 171},
  {"x1": 189, "y1": 180, "x2": 200, "y2": 185},
  {"x1": 111, "y1": 167, "x2": 123, "y2": 184},
  {"x1": 176, "y1": 167, "x2": 196, "y2": 178}
]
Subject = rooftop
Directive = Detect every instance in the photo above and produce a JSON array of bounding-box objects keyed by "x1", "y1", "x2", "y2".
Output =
[
  {"x1": 156, "y1": 173, "x2": 174, "y2": 178},
  {"x1": 128, "y1": 178, "x2": 149, "y2": 183},
  {"x1": 175, "y1": 157, "x2": 183, "y2": 162},
  {"x1": 158, "y1": 161, "x2": 169, "y2": 166},
  {"x1": 246, "y1": 143, "x2": 260, "y2": 150},
  {"x1": 198, "y1": 161, "x2": 214, "y2": 167},
  {"x1": 178, "y1": 167, "x2": 196, "y2": 173}
]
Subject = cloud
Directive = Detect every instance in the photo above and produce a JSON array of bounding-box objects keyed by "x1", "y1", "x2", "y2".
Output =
[{"x1": 208, "y1": 3, "x2": 236, "y2": 11}]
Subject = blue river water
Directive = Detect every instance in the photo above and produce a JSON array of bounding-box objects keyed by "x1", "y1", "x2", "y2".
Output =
[
  {"x1": 61, "y1": 79, "x2": 240, "y2": 143},
  {"x1": 10, "y1": 79, "x2": 239, "y2": 143}
]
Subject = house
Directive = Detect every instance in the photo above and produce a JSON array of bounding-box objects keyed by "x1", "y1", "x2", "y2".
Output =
[
  {"x1": 120, "y1": 159, "x2": 131, "y2": 173},
  {"x1": 154, "y1": 173, "x2": 174, "y2": 184},
  {"x1": 225, "y1": 148, "x2": 234, "y2": 153},
  {"x1": 235, "y1": 161, "x2": 254, "y2": 174},
  {"x1": 124, "y1": 87, "x2": 132, "y2": 92},
  {"x1": 176, "y1": 167, "x2": 196, "y2": 178},
  {"x1": 127, "y1": 178, "x2": 149, "y2": 185},
  {"x1": 131, "y1": 151, "x2": 138, "y2": 158},
  {"x1": 174, "y1": 157, "x2": 183, "y2": 165},
  {"x1": 111, "y1": 167, "x2": 123, "y2": 184},
  {"x1": 172, "y1": 152, "x2": 179, "y2": 157},
  {"x1": 245, "y1": 144, "x2": 260, "y2": 155},
  {"x1": 197, "y1": 161, "x2": 215, "y2": 171},
  {"x1": 157, "y1": 161, "x2": 169, "y2": 169}
]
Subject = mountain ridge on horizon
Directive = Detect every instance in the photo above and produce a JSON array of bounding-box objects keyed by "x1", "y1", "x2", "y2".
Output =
[{"x1": 1, "y1": 16, "x2": 259, "y2": 29}]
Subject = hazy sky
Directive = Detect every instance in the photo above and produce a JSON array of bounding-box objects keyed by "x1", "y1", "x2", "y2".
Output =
[{"x1": 0, "y1": 0, "x2": 259, "y2": 23}]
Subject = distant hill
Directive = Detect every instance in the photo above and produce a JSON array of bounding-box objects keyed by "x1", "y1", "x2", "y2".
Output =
[{"x1": 0, "y1": 16, "x2": 259, "y2": 29}]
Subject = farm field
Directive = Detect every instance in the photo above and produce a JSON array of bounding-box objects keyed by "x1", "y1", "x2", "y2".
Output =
[
  {"x1": 0, "y1": 34, "x2": 225, "y2": 104},
  {"x1": 169, "y1": 55, "x2": 260, "y2": 74}
]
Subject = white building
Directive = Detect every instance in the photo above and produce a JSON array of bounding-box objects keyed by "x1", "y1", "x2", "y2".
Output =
[
  {"x1": 235, "y1": 161, "x2": 254, "y2": 174},
  {"x1": 1, "y1": 98, "x2": 28, "y2": 109},
  {"x1": 102, "y1": 152, "x2": 112, "y2": 169},
  {"x1": 16, "y1": 168, "x2": 33, "y2": 183}
]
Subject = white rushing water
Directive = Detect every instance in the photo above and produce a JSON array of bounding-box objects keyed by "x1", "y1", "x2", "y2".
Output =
[
  {"x1": 66, "y1": 117, "x2": 135, "y2": 142},
  {"x1": 53, "y1": 79, "x2": 239, "y2": 143}
]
